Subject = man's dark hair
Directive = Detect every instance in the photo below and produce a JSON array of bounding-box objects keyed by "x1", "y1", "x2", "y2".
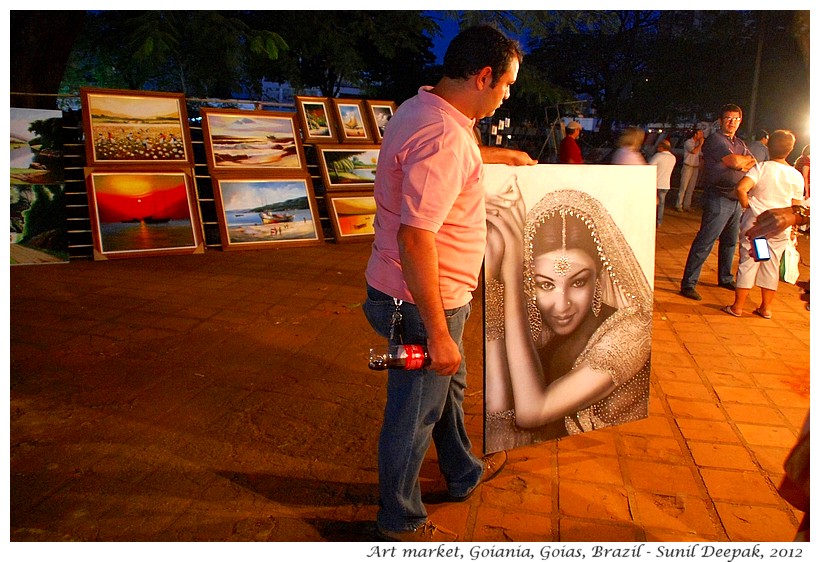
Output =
[
  {"x1": 755, "y1": 129, "x2": 770, "y2": 140},
  {"x1": 443, "y1": 25, "x2": 523, "y2": 87},
  {"x1": 719, "y1": 103, "x2": 743, "y2": 119}
]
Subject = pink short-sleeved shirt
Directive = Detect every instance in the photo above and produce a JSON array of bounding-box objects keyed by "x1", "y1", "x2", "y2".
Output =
[{"x1": 365, "y1": 87, "x2": 485, "y2": 309}]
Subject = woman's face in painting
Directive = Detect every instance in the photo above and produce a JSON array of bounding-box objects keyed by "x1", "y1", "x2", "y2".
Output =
[{"x1": 532, "y1": 248, "x2": 598, "y2": 337}]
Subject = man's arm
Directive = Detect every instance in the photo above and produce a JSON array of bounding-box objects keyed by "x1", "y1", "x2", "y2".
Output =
[
  {"x1": 734, "y1": 176, "x2": 755, "y2": 208},
  {"x1": 396, "y1": 224, "x2": 462, "y2": 376},
  {"x1": 479, "y1": 145, "x2": 537, "y2": 166},
  {"x1": 745, "y1": 206, "x2": 809, "y2": 239},
  {"x1": 721, "y1": 153, "x2": 756, "y2": 172}
]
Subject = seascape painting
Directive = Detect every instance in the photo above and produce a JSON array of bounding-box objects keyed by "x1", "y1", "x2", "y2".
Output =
[
  {"x1": 327, "y1": 194, "x2": 377, "y2": 241},
  {"x1": 332, "y1": 99, "x2": 373, "y2": 143},
  {"x1": 81, "y1": 88, "x2": 192, "y2": 165},
  {"x1": 86, "y1": 170, "x2": 202, "y2": 259},
  {"x1": 202, "y1": 109, "x2": 305, "y2": 171},
  {"x1": 317, "y1": 146, "x2": 380, "y2": 190},
  {"x1": 213, "y1": 177, "x2": 323, "y2": 250}
]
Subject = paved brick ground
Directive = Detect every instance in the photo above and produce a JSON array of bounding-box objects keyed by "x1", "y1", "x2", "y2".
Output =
[{"x1": 9, "y1": 205, "x2": 810, "y2": 544}]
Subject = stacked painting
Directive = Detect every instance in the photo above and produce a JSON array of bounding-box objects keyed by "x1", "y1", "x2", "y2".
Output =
[
  {"x1": 10, "y1": 108, "x2": 69, "y2": 265},
  {"x1": 200, "y1": 107, "x2": 323, "y2": 250},
  {"x1": 80, "y1": 87, "x2": 204, "y2": 260},
  {"x1": 296, "y1": 96, "x2": 397, "y2": 243}
]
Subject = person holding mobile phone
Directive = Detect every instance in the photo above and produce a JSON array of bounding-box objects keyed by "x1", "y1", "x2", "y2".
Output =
[{"x1": 721, "y1": 130, "x2": 805, "y2": 319}]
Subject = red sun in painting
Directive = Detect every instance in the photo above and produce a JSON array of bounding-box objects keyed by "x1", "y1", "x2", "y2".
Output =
[{"x1": 92, "y1": 174, "x2": 191, "y2": 224}]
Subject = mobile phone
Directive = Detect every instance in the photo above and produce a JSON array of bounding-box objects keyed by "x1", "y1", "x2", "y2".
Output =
[{"x1": 751, "y1": 237, "x2": 771, "y2": 261}]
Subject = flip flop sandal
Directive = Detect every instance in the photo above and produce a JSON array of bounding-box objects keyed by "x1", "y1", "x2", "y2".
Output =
[
  {"x1": 753, "y1": 308, "x2": 772, "y2": 319},
  {"x1": 721, "y1": 305, "x2": 742, "y2": 317}
]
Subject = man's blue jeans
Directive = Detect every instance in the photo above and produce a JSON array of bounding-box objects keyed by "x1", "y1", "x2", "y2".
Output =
[
  {"x1": 681, "y1": 189, "x2": 741, "y2": 290},
  {"x1": 656, "y1": 189, "x2": 669, "y2": 227},
  {"x1": 363, "y1": 284, "x2": 483, "y2": 532}
]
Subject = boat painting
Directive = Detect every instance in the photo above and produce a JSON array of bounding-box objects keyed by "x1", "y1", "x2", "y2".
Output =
[{"x1": 214, "y1": 177, "x2": 322, "y2": 248}]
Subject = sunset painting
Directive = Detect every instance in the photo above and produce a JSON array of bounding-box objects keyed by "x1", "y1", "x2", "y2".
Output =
[
  {"x1": 86, "y1": 171, "x2": 201, "y2": 257},
  {"x1": 327, "y1": 194, "x2": 376, "y2": 240}
]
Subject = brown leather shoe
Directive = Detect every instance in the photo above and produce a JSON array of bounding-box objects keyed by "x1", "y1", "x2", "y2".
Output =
[
  {"x1": 375, "y1": 520, "x2": 459, "y2": 541},
  {"x1": 449, "y1": 450, "x2": 507, "y2": 502}
]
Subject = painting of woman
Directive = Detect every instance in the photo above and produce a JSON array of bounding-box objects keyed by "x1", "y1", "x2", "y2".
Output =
[{"x1": 484, "y1": 184, "x2": 653, "y2": 453}]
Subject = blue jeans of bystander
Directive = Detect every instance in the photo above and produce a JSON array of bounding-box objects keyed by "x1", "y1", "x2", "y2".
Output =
[
  {"x1": 681, "y1": 189, "x2": 741, "y2": 290},
  {"x1": 362, "y1": 284, "x2": 483, "y2": 532},
  {"x1": 657, "y1": 189, "x2": 669, "y2": 227}
]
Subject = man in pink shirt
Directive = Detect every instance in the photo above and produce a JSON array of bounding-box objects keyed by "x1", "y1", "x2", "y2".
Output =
[{"x1": 363, "y1": 25, "x2": 536, "y2": 541}]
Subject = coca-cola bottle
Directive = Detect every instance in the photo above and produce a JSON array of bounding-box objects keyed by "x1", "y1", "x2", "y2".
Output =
[{"x1": 368, "y1": 344, "x2": 431, "y2": 371}]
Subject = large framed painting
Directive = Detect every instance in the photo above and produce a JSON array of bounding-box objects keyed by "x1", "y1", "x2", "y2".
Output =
[
  {"x1": 201, "y1": 108, "x2": 306, "y2": 173},
  {"x1": 11, "y1": 108, "x2": 69, "y2": 265},
  {"x1": 84, "y1": 168, "x2": 204, "y2": 260},
  {"x1": 331, "y1": 98, "x2": 374, "y2": 143},
  {"x1": 481, "y1": 164, "x2": 657, "y2": 454},
  {"x1": 11, "y1": 107, "x2": 64, "y2": 185},
  {"x1": 365, "y1": 100, "x2": 397, "y2": 143},
  {"x1": 212, "y1": 175, "x2": 323, "y2": 250},
  {"x1": 315, "y1": 145, "x2": 380, "y2": 191},
  {"x1": 325, "y1": 192, "x2": 376, "y2": 243},
  {"x1": 80, "y1": 87, "x2": 193, "y2": 166},
  {"x1": 295, "y1": 96, "x2": 339, "y2": 144}
]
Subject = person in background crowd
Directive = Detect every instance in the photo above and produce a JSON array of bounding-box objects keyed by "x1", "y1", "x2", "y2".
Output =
[
  {"x1": 749, "y1": 129, "x2": 770, "y2": 163},
  {"x1": 745, "y1": 205, "x2": 810, "y2": 238},
  {"x1": 559, "y1": 120, "x2": 584, "y2": 164},
  {"x1": 650, "y1": 139, "x2": 676, "y2": 227},
  {"x1": 610, "y1": 126, "x2": 647, "y2": 165},
  {"x1": 721, "y1": 130, "x2": 804, "y2": 319},
  {"x1": 679, "y1": 103, "x2": 756, "y2": 301},
  {"x1": 794, "y1": 144, "x2": 810, "y2": 199},
  {"x1": 676, "y1": 128, "x2": 704, "y2": 212},
  {"x1": 745, "y1": 205, "x2": 810, "y2": 312},
  {"x1": 362, "y1": 24, "x2": 536, "y2": 542}
]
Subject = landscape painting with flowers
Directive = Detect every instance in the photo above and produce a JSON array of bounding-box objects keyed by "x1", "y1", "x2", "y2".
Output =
[{"x1": 81, "y1": 87, "x2": 193, "y2": 166}]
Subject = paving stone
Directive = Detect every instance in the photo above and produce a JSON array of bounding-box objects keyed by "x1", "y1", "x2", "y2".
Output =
[{"x1": 9, "y1": 209, "x2": 807, "y2": 543}]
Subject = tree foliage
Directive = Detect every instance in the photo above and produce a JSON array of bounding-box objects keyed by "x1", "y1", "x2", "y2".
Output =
[
  {"x1": 61, "y1": 11, "x2": 287, "y2": 98},
  {"x1": 252, "y1": 11, "x2": 439, "y2": 101},
  {"x1": 13, "y1": 9, "x2": 809, "y2": 146},
  {"x1": 524, "y1": 10, "x2": 808, "y2": 138}
]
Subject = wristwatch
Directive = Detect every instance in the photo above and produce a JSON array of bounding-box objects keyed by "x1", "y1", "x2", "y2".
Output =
[{"x1": 791, "y1": 205, "x2": 810, "y2": 226}]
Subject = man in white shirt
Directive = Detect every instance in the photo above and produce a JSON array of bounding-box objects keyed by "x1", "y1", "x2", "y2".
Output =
[
  {"x1": 676, "y1": 128, "x2": 704, "y2": 212},
  {"x1": 650, "y1": 139, "x2": 677, "y2": 227}
]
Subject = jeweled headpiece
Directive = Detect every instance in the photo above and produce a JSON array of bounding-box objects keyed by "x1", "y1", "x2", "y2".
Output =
[{"x1": 553, "y1": 209, "x2": 572, "y2": 276}]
